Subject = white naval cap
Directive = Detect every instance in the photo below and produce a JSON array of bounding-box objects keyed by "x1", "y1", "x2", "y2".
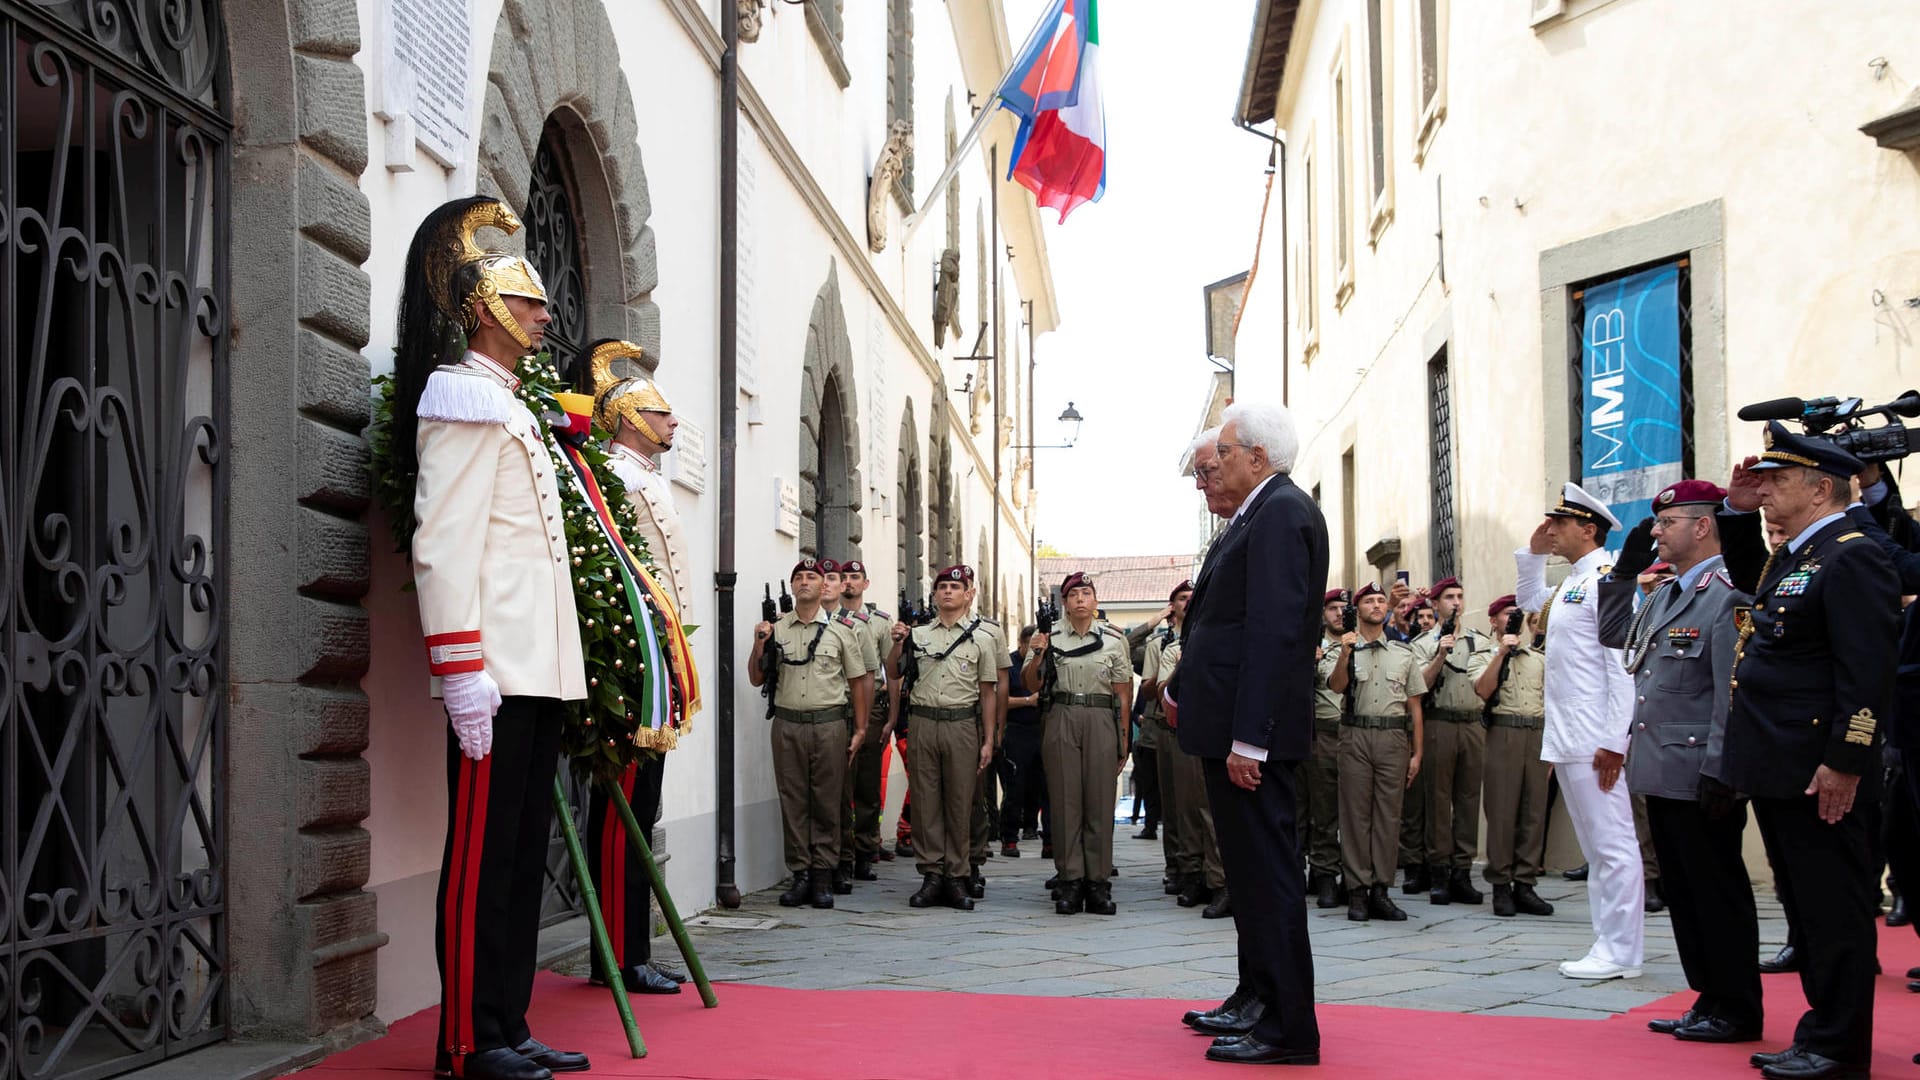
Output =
[{"x1": 1544, "y1": 481, "x2": 1624, "y2": 533}]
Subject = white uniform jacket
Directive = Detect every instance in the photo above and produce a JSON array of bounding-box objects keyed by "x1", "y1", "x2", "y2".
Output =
[
  {"x1": 1514, "y1": 545, "x2": 1634, "y2": 763},
  {"x1": 605, "y1": 442, "x2": 691, "y2": 619},
  {"x1": 412, "y1": 351, "x2": 587, "y2": 701}
]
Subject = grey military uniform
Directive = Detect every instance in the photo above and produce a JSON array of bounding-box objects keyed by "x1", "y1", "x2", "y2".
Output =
[{"x1": 1622, "y1": 560, "x2": 1744, "y2": 798}]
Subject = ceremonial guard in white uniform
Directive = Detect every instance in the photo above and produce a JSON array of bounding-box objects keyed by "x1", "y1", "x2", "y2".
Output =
[
  {"x1": 392, "y1": 197, "x2": 591, "y2": 1080},
  {"x1": 583, "y1": 339, "x2": 691, "y2": 997},
  {"x1": 1515, "y1": 482, "x2": 1644, "y2": 981}
]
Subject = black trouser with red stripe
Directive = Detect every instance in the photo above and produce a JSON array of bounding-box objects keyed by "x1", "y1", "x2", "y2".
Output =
[
  {"x1": 436, "y1": 696, "x2": 564, "y2": 1066},
  {"x1": 587, "y1": 753, "x2": 666, "y2": 979}
]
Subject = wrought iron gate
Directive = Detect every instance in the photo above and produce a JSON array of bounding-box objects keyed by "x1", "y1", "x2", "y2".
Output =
[
  {"x1": 2, "y1": 1, "x2": 231, "y2": 1077},
  {"x1": 1428, "y1": 348, "x2": 1456, "y2": 581},
  {"x1": 524, "y1": 120, "x2": 592, "y2": 926}
]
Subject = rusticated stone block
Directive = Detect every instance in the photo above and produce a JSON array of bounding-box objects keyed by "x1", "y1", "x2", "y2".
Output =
[
  {"x1": 477, "y1": 84, "x2": 532, "y2": 218},
  {"x1": 622, "y1": 303, "x2": 661, "y2": 362},
  {"x1": 298, "y1": 505, "x2": 370, "y2": 599},
  {"x1": 298, "y1": 329, "x2": 372, "y2": 431},
  {"x1": 293, "y1": 683, "x2": 371, "y2": 756},
  {"x1": 296, "y1": 827, "x2": 372, "y2": 901},
  {"x1": 300, "y1": 888, "x2": 378, "y2": 955},
  {"x1": 298, "y1": 757, "x2": 372, "y2": 830},
  {"x1": 299, "y1": 595, "x2": 371, "y2": 681},
  {"x1": 291, "y1": 0, "x2": 361, "y2": 57},
  {"x1": 294, "y1": 55, "x2": 369, "y2": 176},
  {"x1": 297, "y1": 154, "x2": 372, "y2": 264},
  {"x1": 312, "y1": 949, "x2": 379, "y2": 1031},
  {"x1": 297, "y1": 417, "x2": 370, "y2": 514},
  {"x1": 297, "y1": 238, "x2": 373, "y2": 348}
]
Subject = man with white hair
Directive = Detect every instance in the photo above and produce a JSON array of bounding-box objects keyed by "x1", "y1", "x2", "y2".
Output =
[{"x1": 1170, "y1": 403, "x2": 1328, "y2": 1066}]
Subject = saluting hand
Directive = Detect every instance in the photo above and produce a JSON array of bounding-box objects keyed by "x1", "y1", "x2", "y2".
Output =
[
  {"x1": 1727, "y1": 455, "x2": 1765, "y2": 513},
  {"x1": 1807, "y1": 765, "x2": 1860, "y2": 824},
  {"x1": 1528, "y1": 519, "x2": 1553, "y2": 555}
]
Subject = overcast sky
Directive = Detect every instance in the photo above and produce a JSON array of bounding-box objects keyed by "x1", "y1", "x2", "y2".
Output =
[{"x1": 1008, "y1": 0, "x2": 1274, "y2": 558}]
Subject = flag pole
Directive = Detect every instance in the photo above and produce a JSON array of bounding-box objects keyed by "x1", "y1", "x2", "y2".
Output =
[{"x1": 899, "y1": 0, "x2": 1065, "y2": 246}]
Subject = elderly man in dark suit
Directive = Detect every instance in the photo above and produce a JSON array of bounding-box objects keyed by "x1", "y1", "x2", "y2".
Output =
[{"x1": 1168, "y1": 402, "x2": 1329, "y2": 1067}]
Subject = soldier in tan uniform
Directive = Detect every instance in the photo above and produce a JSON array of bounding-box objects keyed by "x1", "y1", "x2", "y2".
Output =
[
  {"x1": 1329, "y1": 582, "x2": 1424, "y2": 922},
  {"x1": 817, "y1": 558, "x2": 880, "y2": 896},
  {"x1": 886, "y1": 564, "x2": 1005, "y2": 910},
  {"x1": 748, "y1": 558, "x2": 872, "y2": 910},
  {"x1": 1023, "y1": 572, "x2": 1133, "y2": 916},
  {"x1": 837, "y1": 560, "x2": 894, "y2": 882},
  {"x1": 393, "y1": 197, "x2": 592, "y2": 1080},
  {"x1": 1473, "y1": 594, "x2": 1556, "y2": 917},
  {"x1": 1412, "y1": 577, "x2": 1492, "y2": 906},
  {"x1": 1306, "y1": 590, "x2": 1348, "y2": 908},
  {"x1": 1141, "y1": 582, "x2": 1230, "y2": 917}
]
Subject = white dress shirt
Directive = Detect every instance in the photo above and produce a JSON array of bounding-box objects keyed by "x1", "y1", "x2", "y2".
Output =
[{"x1": 1514, "y1": 545, "x2": 1635, "y2": 762}]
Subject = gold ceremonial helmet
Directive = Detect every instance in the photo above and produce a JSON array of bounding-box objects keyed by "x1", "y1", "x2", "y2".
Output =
[
  {"x1": 589, "y1": 339, "x2": 674, "y2": 441},
  {"x1": 420, "y1": 197, "x2": 549, "y2": 350}
]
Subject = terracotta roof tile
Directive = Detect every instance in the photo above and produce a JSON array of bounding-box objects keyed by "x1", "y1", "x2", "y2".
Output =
[{"x1": 1039, "y1": 555, "x2": 1200, "y2": 604}]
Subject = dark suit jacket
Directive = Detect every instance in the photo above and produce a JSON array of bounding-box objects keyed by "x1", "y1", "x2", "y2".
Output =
[
  {"x1": 1722, "y1": 516, "x2": 1898, "y2": 797},
  {"x1": 1172, "y1": 473, "x2": 1330, "y2": 762}
]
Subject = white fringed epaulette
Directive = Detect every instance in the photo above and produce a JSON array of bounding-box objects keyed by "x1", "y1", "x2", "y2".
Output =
[{"x1": 416, "y1": 367, "x2": 521, "y2": 425}]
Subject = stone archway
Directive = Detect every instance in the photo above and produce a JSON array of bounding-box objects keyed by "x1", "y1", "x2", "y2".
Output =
[
  {"x1": 477, "y1": 0, "x2": 662, "y2": 361},
  {"x1": 897, "y1": 401, "x2": 925, "y2": 601},
  {"x1": 798, "y1": 262, "x2": 863, "y2": 558}
]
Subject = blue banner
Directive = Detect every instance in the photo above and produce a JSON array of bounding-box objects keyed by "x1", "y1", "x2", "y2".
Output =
[{"x1": 1580, "y1": 263, "x2": 1685, "y2": 530}]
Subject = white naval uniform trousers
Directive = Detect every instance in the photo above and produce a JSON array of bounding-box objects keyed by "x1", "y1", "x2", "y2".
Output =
[{"x1": 1515, "y1": 545, "x2": 1644, "y2": 968}]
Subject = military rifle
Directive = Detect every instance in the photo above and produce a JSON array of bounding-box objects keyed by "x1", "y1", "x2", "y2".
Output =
[
  {"x1": 1483, "y1": 607, "x2": 1527, "y2": 726},
  {"x1": 759, "y1": 584, "x2": 787, "y2": 718}
]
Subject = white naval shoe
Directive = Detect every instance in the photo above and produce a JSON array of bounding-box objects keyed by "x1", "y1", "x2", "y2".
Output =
[{"x1": 1558, "y1": 955, "x2": 1642, "y2": 980}]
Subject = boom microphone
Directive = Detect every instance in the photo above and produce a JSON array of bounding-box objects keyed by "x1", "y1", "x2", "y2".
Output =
[{"x1": 1736, "y1": 396, "x2": 1810, "y2": 422}]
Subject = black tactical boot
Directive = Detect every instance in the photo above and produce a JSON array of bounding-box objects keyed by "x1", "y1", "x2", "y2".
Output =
[
  {"x1": 777, "y1": 870, "x2": 811, "y2": 908},
  {"x1": 968, "y1": 865, "x2": 986, "y2": 899},
  {"x1": 853, "y1": 856, "x2": 877, "y2": 881},
  {"x1": 1367, "y1": 884, "x2": 1408, "y2": 921},
  {"x1": 1429, "y1": 877, "x2": 1452, "y2": 906},
  {"x1": 1401, "y1": 864, "x2": 1431, "y2": 895},
  {"x1": 833, "y1": 862, "x2": 854, "y2": 895},
  {"x1": 1177, "y1": 876, "x2": 1212, "y2": 908},
  {"x1": 1203, "y1": 887, "x2": 1232, "y2": 919},
  {"x1": 1644, "y1": 880, "x2": 1666, "y2": 914},
  {"x1": 1512, "y1": 882, "x2": 1555, "y2": 916},
  {"x1": 909, "y1": 872, "x2": 944, "y2": 909},
  {"x1": 1085, "y1": 880, "x2": 1117, "y2": 916},
  {"x1": 1165, "y1": 873, "x2": 1185, "y2": 896},
  {"x1": 1347, "y1": 888, "x2": 1370, "y2": 922},
  {"x1": 1491, "y1": 883, "x2": 1517, "y2": 917},
  {"x1": 942, "y1": 875, "x2": 976, "y2": 911},
  {"x1": 809, "y1": 868, "x2": 835, "y2": 909},
  {"x1": 1055, "y1": 880, "x2": 1086, "y2": 915},
  {"x1": 1448, "y1": 869, "x2": 1484, "y2": 905}
]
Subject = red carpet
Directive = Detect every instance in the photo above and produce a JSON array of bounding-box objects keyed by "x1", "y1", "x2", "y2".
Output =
[{"x1": 309, "y1": 925, "x2": 1920, "y2": 1078}]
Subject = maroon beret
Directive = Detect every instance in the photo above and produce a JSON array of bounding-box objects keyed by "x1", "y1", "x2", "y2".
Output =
[
  {"x1": 1487, "y1": 594, "x2": 1518, "y2": 619},
  {"x1": 791, "y1": 557, "x2": 823, "y2": 578},
  {"x1": 1653, "y1": 479, "x2": 1727, "y2": 510},
  {"x1": 841, "y1": 559, "x2": 868, "y2": 575},
  {"x1": 1061, "y1": 571, "x2": 1095, "y2": 596},
  {"x1": 1323, "y1": 589, "x2": 1348, "y2": 605},
  {"x1": 1429, "y1": 576, "x2": 1462, "y2": 595},
  {"x1": 1353, "y1": 582, "x2": 1384, "y2": 601},
  {"x1": 1168, "y1": 579, "x2": 1194, "y2": 603},
  {"x1": 816, "y1": 558, "x2": 841, "y2": 574},
  {"x1": 935, "y1": 564, "x2": 975, "y2": 585},
  {"x1": 1407, "y1": 597, "x2": 1432, "y2": 613}
]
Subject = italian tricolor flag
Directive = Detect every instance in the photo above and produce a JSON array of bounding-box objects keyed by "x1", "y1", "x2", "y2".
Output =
[{"x1": 998, "y1": 0, "x2": 1106, "y2": 222}]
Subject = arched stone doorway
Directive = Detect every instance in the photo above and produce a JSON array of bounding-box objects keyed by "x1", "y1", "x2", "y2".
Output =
[
  {"x1": 798, "y1": 263, "x2": 863, "y2": 559},
  {"x1": 897, "y1": 401, "x2": 925, "y2": 601}
]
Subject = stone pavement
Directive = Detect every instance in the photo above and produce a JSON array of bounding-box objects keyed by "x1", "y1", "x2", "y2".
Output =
[{"x1": 635, "y1": 827, "x2": 1791, "y2": 1020}]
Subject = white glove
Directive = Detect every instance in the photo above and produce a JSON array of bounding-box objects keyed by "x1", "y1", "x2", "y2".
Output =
[{"x1": 443, "y1": 670, "x2": 502, "y2": 760}]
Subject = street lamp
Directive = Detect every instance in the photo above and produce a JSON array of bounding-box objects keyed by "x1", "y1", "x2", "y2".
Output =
[{"x1": 1011, "y1": 402, "x2": 1085, "y2": 449}]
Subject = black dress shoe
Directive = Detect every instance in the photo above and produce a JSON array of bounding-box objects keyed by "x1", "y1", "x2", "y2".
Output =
[
  {"x1": 809, "y1": 868, "x2": 835, "y2": 909},
  {"x1": 1888, "y1": 893, "x2": 1909, "y2": 927},
  {"x1": 601, "y1": 965, "x2": 682, "y2": 995},
  {"x1": 1367, "y1": 884, "x2": 1408, "y2": 921},
  {"x1": 1750, "y1": 1045, "x2": 1803, "y2": 1068},
  {"x1": 1134, "y1": 826, "x2": 1158, "y2": 840},
  {"x1": 1192, "y1": 997, "x2": 1267, "y2": 1036},
  {"x1": 1184, "y1": 988, "x2": 1254, "y2": 1028},
  {"x1": 853, "y1": 856, "x2": 878, "y2": 881},
  {"x1": 1448, "y1": 869, "x2": 1484, "y2": 904},
  {"x1": 1492, "y1": 883, "x2": 1517, "y2": 917},
  {"x1": 1758, "y1": 1048, "x2": 1867, "y2": 1079},
  {"x1": 1908, "y1": 965, "x2": 1920, "y2": 979},
  {"x1": 1204, "y1": 1034, "x2": 1319, "y2": 1066},
  {"x1": 942, "y1": 875, "x2": 976, "y2": 911},
  {"x1": 435, "y1": 1047, "x2": 552, "y2": 1080},
  {"x1": 1907, "y1": 980, "x2": 1920, "y2": 993},
  {"x1": 777, "y1": 870, "x2": 811, "y2": 907},
  {"x1": 1563, "y1": 863, "x2": 1589, "y2": 882},
  {"x1": 513, "y1": 1037, "x2": 590, "y2": 1072},
  {"x1": 1512, "y1": 883, "x2": 1555, "y2": 916},
  {"x1": 1673, "y1": 1016, "x2": 1762, "y2": 1043},
  {"x1": 1646, "y1": 1008, "x2": 1701, "y2": 1034},
  {"x1": 909, "y1": 872, "x2": 944, "y2": 909},
  {"x1": 1002, "y1": 841, "x2": 1021, "y2": 858},
  {"x1": 1086, "y1": 880, "x2": 1117, "y2": 916},
  {"x1": 1202, "y1": 888, "x2": 1233, "y2": 919},
  {"x1": 1055, "y1": 880, "x2": 1085, "y2": 915},
  {"x1": 833, "y1": 863, "x2": 855, "y2": 895},
  {"x1": 1758, "y1": 945, "x2": 1799, "y2": 974}
]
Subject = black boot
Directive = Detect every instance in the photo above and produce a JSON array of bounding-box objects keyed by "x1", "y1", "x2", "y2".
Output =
[
  {"x1": 1890, "y1": 893, "x2": 1911, "y2": 928},
  {"x1": 777, "y1": 870, "x2": 811, "y2": 908},
  {"x1": 1055, "y1": 880, "x2": 1086, "y2": 915},
  {"x1": 1001, "y1": 841, "x2": 1021, "y2": 858},
  {"x1": 1491, "y1": 883, "x2": 1516, "y2": 917},
  {"x1": 434, "y1": 1047, "x2": 554, "y2": 1080},
  {"x1": 853, "y1": 856, "x2": 877, "y2": 881},
  {"x1": 1644, "y1": 880, "x2": 1666, "y2": 914},
  {"x1": 1164, "y1": 873, "x2": 1185, "y2": 896},
  {"x1": 809, "y1": 868, "x2": 835, "y2": 909},
  {"x1": 1085, "y1": 880, "x2": 1117, "y2": 916},
  {"x1": 942, "y1": 874, "x2": 976, "y2": 911},
  {"x1": 1401, "y1": 864, "x2": 1431, "y2": 895},
  {"x1": 1315, "y1": 874, "x2": 1343, "y2": 909},
  {"x1": 909, "y1": 872, "x2": 944, "y2": 908},
  {"x1": 1512, "y1": 882, "x2": 1555, "y2": 916},
  {"x1": 1203, "y1": 887, "x2": 1233, "y2": 919},
  {"x1": 1428, "y1": 874, "x2": 1452, "y2": 906},
  {"x1": 1448, "y1": 869, "x2": 1485, "y2": 905},
  {"x1": 1367, "y1": 883, "x2": 1408, "y2": 921},
  {"x1": 968, "y1": 865, "x2": 986, "y2": 899},
  {"x1": 833, "y1": 862, "x2": 854, "y2": 895},
  {"x1": 1177, "y1": 876, "x2": 1212, "y2": 908},
  {"x1": 1347, "y1": 887, "x2": 1370, "y2": 922}
]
